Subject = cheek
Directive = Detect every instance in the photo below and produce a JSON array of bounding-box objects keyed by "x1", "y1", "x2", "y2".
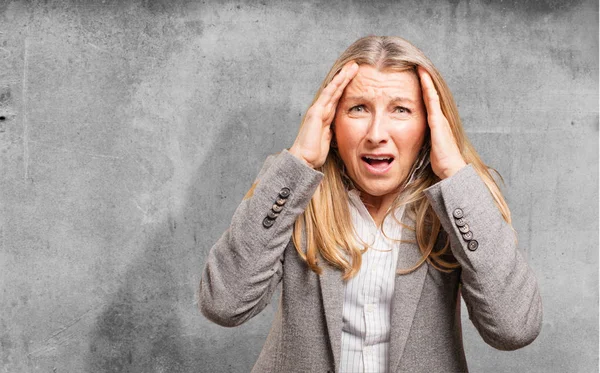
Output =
[
  {"x1": 393, "y1": 120, "x2": 427, "y2": 154},
  {"x1": 334, "y1": 117, "x2": 363, "y2": 153}
]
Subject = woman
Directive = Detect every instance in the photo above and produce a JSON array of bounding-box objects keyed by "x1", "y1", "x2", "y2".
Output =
[{"x1": 199, "y1": 36, "x2": 542, "y2": 373}]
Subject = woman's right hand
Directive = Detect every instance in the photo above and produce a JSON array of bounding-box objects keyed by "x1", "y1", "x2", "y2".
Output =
[{"x1": 289, "y1": 61, "x2": 359, "y2": 169}]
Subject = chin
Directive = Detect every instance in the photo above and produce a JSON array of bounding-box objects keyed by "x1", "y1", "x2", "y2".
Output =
[{"x1": 357, "y1": 181, "x2": 401, "y2": 198}]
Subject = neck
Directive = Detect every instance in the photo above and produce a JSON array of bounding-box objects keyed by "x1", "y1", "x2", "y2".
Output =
[{"x1": 360, "y1": 192, "x2": 400, "y2": 227}]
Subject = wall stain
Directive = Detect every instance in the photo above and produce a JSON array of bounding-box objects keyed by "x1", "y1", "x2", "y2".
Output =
[
  {"x1": 85, "y1": 106, "x2": 278, "y2": 371},
  {"x1": 0, "y1": 87, "x2": 11, "y2": 105},
  {"x1": 86, "y1": 240, "x2": 189, "y2": 372},
  {"x1": 184, "y1": 20, "x2": 204, "y2": 36},
  {"x1": 477, "y1": 0, "x2": 588, "y2": 16},
  {"x1": 1, "y1": 329, "x2": 13, "y2": 368},
  {"x1": 548, "y1": 47, "x2": 590, "y2": 80}
]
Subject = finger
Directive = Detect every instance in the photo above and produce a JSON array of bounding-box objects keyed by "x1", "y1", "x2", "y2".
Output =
[
  {"x1": 315, "y1": 68, "x2": 347, "y2": 107},
  {"x1": 321, "y1": 62, "x2": 358, "y2": 122},
  {"x1": 417, "y1": 66, "x2": 443, "y2": 121},
  {"x1": 317, "y1": 61, "x2": 358, "y2": 108},
  {"x1": 328, "y1": 62, "x2": 358, "y2": 106}
]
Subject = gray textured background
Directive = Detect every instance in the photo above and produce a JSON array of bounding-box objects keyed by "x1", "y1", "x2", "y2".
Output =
[{"x1": 0, "y1": 0, "x2": 597, "y2": 372}]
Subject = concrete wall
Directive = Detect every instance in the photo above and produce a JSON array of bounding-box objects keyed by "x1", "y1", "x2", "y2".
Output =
[{"x1": 0, "y1": 0, "x2": 597, "y2": 371}]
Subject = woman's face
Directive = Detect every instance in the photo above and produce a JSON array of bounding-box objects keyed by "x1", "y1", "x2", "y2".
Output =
[{"x1": 334, "y1": 64, "x2": 427, "y2": 203}]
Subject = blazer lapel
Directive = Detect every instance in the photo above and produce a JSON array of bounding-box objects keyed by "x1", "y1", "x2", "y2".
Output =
[
  {"x1": 389, "y1": 213, "x2": 428, "y2": 372},
  {"x1": 318, "y1": 262, "x2": 344, "y2": 372}
]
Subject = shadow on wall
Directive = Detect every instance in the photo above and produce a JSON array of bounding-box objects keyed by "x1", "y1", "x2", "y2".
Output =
[{"x1": 85, "y1": 112, "x2": 261, "y2": 372}]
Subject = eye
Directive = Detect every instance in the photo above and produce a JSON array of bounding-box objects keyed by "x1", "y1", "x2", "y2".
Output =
[
  {"x1": 394, "y1": 106, "x2": 411, "y2": 114},
  {"x1": 349, "y1": 105, "x2": 366, "y2": 112}
]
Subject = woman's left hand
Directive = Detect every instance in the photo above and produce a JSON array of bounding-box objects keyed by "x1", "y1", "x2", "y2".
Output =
[{"x1": 417, "y1": 66, "x2": 467, "y2": 180}]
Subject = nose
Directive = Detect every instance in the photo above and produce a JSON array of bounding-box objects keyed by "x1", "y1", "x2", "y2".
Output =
[{"x1": 365, "y1": 112, "x2": 388, "y2": 144}]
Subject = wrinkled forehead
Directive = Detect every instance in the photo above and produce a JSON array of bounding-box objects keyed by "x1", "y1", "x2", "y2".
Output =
[{"x1": 342, "y1": 65, "x2": 421, "y2": 100}]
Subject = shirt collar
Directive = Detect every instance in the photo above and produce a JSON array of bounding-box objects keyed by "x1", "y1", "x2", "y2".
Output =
[{"x1": 346, "y1": 188, "x2": 406, "y2": 228}]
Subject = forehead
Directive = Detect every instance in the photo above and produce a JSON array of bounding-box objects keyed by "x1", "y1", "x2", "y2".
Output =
[{"x1": 342, "y1": 65, "x2": 421, "y2": 99}]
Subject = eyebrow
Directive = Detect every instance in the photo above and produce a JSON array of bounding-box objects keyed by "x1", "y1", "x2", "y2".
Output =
[{"x1": 344, "y1": 95, "x2": 417, "y2": 105}]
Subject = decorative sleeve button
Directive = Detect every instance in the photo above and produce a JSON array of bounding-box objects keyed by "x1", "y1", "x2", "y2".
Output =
[
  {"x1": 262, "y1": 217, "x2": 275, "y2": 228},
  {"x1": 453, "y1": 208, "x2": 464, "y2": 219},
  {"x1": 452, "y1": 208, "x2": 478, "y2": 251},
  {"x1": 262, "y1": 187, "x2": 292, "y2": 229},
  {"x1": 279, "y1": 187, "x2": 291, "y2": 199}
]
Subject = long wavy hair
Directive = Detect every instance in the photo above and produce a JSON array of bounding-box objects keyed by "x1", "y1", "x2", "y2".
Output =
[{"x1": 292, "y1": 36, "x2": 512, "y2": 280}]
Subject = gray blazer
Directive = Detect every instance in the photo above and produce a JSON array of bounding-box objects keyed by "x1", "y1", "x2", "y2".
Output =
[{"x1": 199, "y1": 150, "x2": 543, "y2": 373}]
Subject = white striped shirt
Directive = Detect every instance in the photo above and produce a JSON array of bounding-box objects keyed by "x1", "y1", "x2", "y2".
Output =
[{"x1": 339, "y1": 190, "x2": 405, "y2": 373}]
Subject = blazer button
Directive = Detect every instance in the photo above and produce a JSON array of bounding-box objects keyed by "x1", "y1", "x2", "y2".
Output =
[
  {"x1": 455, "y1": 217, "x2": 467, "y2": 227},
  {"x1": 272, "y1": 204, "x2": 283, "y2": 213},
  {"x1": 279, "y1": 187, "x2": 291, "y2": 199},
  {"x1": 462, "y1": 231, "x2": 473, "y2": 241},
  {"x1": 458, "y1": 224, "x2": 470, "y2": 234},
  {"x1": 267, "y1": 210, "x2": 279, "y2": 219},
  {"x1": 453, "y1": 208, "x2": 464, "y2": 219},
  {"x1": 468, "y1": 240, "x2": 479, "y2": 251},
  {"x1": 262, "y1": 217, "x2": 275, "y2": 228},
  {"x1": 275, "y1": 198, "x2": 287, "y2": 206}
]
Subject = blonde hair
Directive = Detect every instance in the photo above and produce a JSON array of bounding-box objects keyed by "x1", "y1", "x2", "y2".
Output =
[{"x1": 292, "y1": 36, "x2": 512, "y2": 280}]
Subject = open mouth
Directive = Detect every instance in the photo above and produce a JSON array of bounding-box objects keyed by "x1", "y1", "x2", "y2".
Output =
[
  {"x1": 362, "y1": 156, "x2": 394, "y2": 166},
  {"x1": 361, "y1": 155, "x2": 394, "y2": 173}
]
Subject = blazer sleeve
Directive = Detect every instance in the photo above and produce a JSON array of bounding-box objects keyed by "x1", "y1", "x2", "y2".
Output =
[
  {"x1": 423, "y1": 164, "x2": 543, "y2": 351},
  {"x1": 198, "y1": 150, "x2": 323, "y2": 327}
]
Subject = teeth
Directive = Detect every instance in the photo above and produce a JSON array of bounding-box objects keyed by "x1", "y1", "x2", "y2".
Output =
[
  {"x1": 365, "y1": 156, "x2": 392, "y2": 161},
  {"x1": 363, "y1": 156, "x2": 393, "y2": 165}
]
